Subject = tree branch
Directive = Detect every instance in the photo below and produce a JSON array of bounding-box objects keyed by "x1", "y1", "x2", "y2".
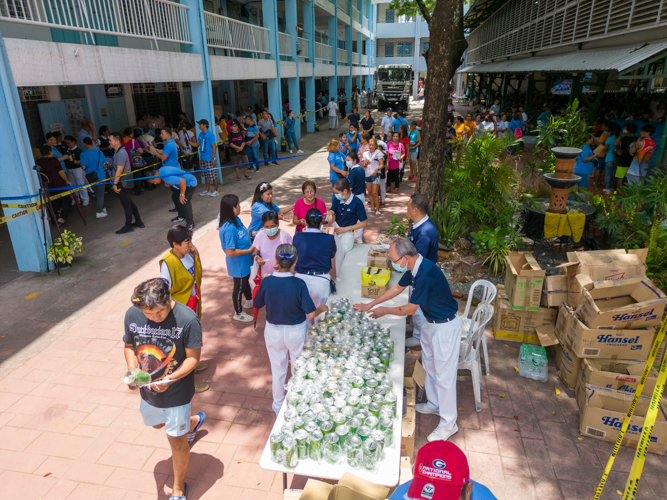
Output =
[{"x1": 415, "y1": 0, "x2": 432, "y2": 24}]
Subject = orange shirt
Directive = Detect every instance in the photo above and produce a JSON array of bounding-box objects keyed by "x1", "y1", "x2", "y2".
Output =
[{"x1": 464, "y1": 120, "x2": 476, "y2": 139}]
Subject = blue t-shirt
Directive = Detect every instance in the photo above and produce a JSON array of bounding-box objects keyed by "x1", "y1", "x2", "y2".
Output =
[
  {"x1": 347, "y1": 166, "x2": 366, "y2": 196},
  {"x1": 198, "y1": 129, "x2": 216, "y2": 161},
  {"x1": 285, "y1": 116, "x2": 297, "y2": 135},
  {"x1": 604, "y1": 135, "x2": 617, "y2": 163},
  {"x1": 408, "y1": 217, "x2": 439, "y2": 263},
  {"x1": 509, "y1": 119, "x2": 524, "y2": 134},
  {"x1": 162, "y1": 139, "x2": 179, "y2": 167},
  {"x1": 246, "y1": 124, "x2": 260, "y2": 148},
  {"x1": 574, "y1": 144, "x2": 594, "y2": 176},
  {"x1": 293, "y1": 231, "x2": 337, "y2": 274},
  {"x1": 159, "y1": 166, "x2": 197, "y2": 188},
  {"x1": 331, "y1": 194, "x2": 367, "y2": 227},
  {"x1": 347, "y1": 132, "x2": 359, "y2": 153},
  {"x1": 219, "y1": 218, "x2": 253, "y2": 278},
  {"x1": 392, "y1": 117, "x2": 408, "y2": 132},
  {"x1": 398, "y1": 257, "x2": 458, "y2": 321},
  {"x1": 328, "y1": 151, "x2": 346, "y2": 181},
  {"x1": 347, "y1": 113, "x2": 361, "y2": 129},
  {"x1": 79, "y1": 148, "x2": 106, "y2": 181},
  {"x1": 249, "y1": 201, "x2": 280, "y2": 233},
  {"x1": 253, "y1": 273, "x2": 316, "y2": 325},
  {"x1": 389, "y1": 480, "x2": 497, "y2": 500}
]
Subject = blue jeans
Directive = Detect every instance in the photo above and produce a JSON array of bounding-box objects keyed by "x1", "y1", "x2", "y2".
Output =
[
  {"x1": 262, "y1": 138, "x2": 277, "y2": 162},
  {"x1": 286, "y1": 131, "x2": 299, "y2": 151},
  {"x1": 247, "y1": 145, "x2": 260, "y2": 171},
  {"x1": 577, "y1": 174, "x2": 590, "y2": 189},
  {"x1": 605, "y1": 161, "x2": 616, "y2": 189}
]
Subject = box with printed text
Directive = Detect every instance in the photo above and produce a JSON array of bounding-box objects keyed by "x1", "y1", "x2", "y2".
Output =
[{"x1": 504, "y1": 252, "x2": 545, "y2": 311}]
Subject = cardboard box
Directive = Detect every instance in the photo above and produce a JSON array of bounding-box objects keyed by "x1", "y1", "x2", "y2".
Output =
[
  {"x1": 399, "y1": 457, "x2": 413, "y2": 485},
  {"x1": 541, "y1": 275, "x2": 568, "y2": 308},
  {"x1": 404, "y1": 377, "x2": 416, "y2": 407},
  {"x1": 559, "y1": 249, "x2": 648, "y2": 307},
  {"x1": 300, "y1": 474, "x2": 390, "y2": 500},
  {"x1": 578, "y1": 276, "x2": 666, "y2": 330},
  {"x1": 556, "y1": 303, "x2": 657, "y2": 359},
  {"x1": 536, "y1": 325, "x2": 581, "y2": 390},
  {"x1": 401, "y1": 405, "x2": 416, "y2": 459},
  {"x1": 494, "y1": 288, "x2": 558, "y2": 344},
  {"x1": 504, "y1": 252, "x2": 546, "y2": 311},
  {"x1": 361, "y1": 284, "x2": 388, "y2": 299},
  {"x1": 367, "y1": 247, "x2": 391, "y2": 270},
  {"x1": 579, "y1": 385, "x2": 667, "y2": 455},
  {"x1": 575, "y1": 358, "x2": 660, "y2": 408}
]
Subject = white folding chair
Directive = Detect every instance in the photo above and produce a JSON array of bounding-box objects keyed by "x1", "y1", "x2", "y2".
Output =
[
  {"x1": 461, "y1": 280, "x2": 497, "y2": 376},
  {"x1": 458, "y1": 304, "x2": 494, "y2": 412}
]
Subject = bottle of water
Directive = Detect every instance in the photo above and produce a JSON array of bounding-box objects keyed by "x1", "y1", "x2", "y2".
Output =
[
  {"x1": 518, "y1": 345, "x2": 527, "y2": 377},
  {"x1": 518, "y1": 344, "x2": 548, "y2": 383}
]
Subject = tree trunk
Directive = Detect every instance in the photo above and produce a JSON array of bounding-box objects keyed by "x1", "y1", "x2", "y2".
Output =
[{"x1": 417, "y1": 0, "x2": 467, "y2": 207}]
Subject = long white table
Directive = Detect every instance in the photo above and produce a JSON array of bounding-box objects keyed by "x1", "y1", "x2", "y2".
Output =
[{"x1": 259, "y1": 244, "x2": 409, "y2": 487}]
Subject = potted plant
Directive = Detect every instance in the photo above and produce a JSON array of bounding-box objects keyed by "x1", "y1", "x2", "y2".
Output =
[
  {"x1": 47, "y1": 230, "x2": 83, "y2": 268},
  {"x1": 280, "y1": 136, "x2": 288, "y2": 152}
]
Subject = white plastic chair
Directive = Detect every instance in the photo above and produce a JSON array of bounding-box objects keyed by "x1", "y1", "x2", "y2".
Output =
[
  {"x1": 461, "y1": 280, "x2": 497, "y2": 376},
  {"x1": 458, "y1": 304, "x2": 494, "y2": 412}
]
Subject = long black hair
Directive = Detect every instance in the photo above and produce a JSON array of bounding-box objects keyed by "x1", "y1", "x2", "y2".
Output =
[
  {"x1": 305, "y1": 208, "x2": 323, "y2": 228},
  {"x1": 252, "y1": 182, "x2": 272, "y2": 205},
  {"x1": 219, "y1": 194, "x2": 240, "y2": 228}
]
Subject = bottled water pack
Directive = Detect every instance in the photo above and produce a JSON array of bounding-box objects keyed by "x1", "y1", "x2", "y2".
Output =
[{"x1": 518, "y1": 344, "x2": 548, "y2": 383}]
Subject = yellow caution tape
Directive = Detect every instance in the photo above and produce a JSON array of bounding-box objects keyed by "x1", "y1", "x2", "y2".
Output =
[
  {"x1": 593, "y1": 314, "x2": 667, "y2": 499},
  {"x1": 0, "y1": 203, "x2": 44, "y2": 226},
  {"x1": 276, "y1": 96, "x2": 355, "y2": 125}
]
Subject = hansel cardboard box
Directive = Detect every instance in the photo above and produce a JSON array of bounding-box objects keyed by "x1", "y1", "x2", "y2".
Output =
[
  {"x1": 541, "y1": 275, "x2": 568, "y2": 308},
  {"x1": 575, "y1": 358, "x2": 660, "y2": 409},
  {"x1": 556, "y1": 303, "x2": 656, "y2": 360},
  {"x1": 559, "y1": 249, "x2": 648, "y2": 307},
  {"x1": 579, "y1": 385, "x2": 667, "y2": 455},
  {"x1": 299, "y1": 474, "x2": 390, "y2": 500},
  {"x1": 578, "y1": 276, "x2": 666, "y2": 330},
  {"x1": 494, "y1": 286, "x2": 558, "y2": 344},
  {"x1": 504, "y1": 252, "x2": 546, "y2": 311},
  {"x1": 366, "y1": 247, "x2": 391, "y2": 270},
  {"x1": 536, "y1": 325, "x2": 581, "y2": 390}
]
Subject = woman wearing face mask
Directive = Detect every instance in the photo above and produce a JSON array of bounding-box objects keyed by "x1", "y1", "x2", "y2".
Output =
[
  {"x1": 251, "y1": 211, "x2": 293, "y2": 276},
  {"x1": 363, "y1": 138, "x2": 383, "y2": 215},
  {"x1": 346, "y1": 152, "x2": 367, "y2": 244},
  {"x1": 249, "y1": 182, "x2": 294, "y2": 236},
  {"x1": 326, "y1": 179, "x2": 368, "y2": 277},
  {"x1": 386, "y1": 131, "x2": 406, "y2": 194},
  {"x1": 293, "y1": 208, "x2": 337, "y2": 325},
  {"x1": 292, "y1": 180, "x2": 328, "y2": 234}
]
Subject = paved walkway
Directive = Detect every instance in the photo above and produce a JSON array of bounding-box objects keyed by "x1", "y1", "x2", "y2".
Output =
[{"x1": 1, "y1": 101, "x2": 666, "y2": 499}]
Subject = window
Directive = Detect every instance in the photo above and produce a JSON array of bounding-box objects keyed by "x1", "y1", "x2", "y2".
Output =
[
  {"x1": 19, "y1": 87, "x2": 47, "y2": 102},
  {"x1": 385, "y1": 9, "x2": 395, "y2": 23},
  {"x1": 397, "y1": 42, "x2": 412, "y2": 57},
  {"x1": 60, "y1": 86, "x2": 86, "y2": 100},
  {"x1": 422, "y1": 42, "x2": 429, "y2": 53},
  {"x1": 384, "y1": 42, "x2": 394, "y2": 57},
  {"x1": 105, "y1": 85, "x2": 124, "y2": 97}
]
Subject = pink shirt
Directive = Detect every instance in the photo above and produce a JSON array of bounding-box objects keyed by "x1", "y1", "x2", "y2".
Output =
[
  {"x1": 386, "y1": 141, "x2": 405, "y2": 170},
  {"x1": 252, "y1": 229, "x2": 293, "y2": 274},
  {"x1": 293, "y1": 197, "x2": 327, "y2": 233}
]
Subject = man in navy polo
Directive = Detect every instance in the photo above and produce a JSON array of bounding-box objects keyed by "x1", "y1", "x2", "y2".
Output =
[
  {"x1": 406, "y1": 194, "x2": 440, "y2": 347},
  {"x1": 353, "y1": 238, "x2": 462, "y2": 442},
  {"x1": 148, "y1": 166, "x2": 198, "y2": 231}
]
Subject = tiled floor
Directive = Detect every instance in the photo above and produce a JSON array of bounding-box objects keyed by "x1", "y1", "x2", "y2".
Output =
[{"x1": 1, "y1": 101, "x2": 665, "y2": 499}]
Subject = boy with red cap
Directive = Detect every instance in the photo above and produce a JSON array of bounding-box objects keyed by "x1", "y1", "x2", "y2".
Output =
[{"x1": 389, "y1": 441, "x2": 497, "y2": 500}]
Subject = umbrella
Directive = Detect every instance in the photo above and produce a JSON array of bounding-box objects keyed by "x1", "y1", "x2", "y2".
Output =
[{"x1": 252, "y1": 267, "x2": 263, "y2": 328}]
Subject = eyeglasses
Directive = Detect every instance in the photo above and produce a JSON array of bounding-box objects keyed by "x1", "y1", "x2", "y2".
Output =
[{"x1": 389, "y1": 254, "x2": 405, "y2": 265}]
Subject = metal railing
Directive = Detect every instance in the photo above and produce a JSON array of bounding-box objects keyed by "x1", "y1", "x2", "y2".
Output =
[
  {"x1": 279, "y1": 32, "x2": 291, "y2": 57},
  {"x1": 315, "y1": 41, "x2": 333, "y2": 62},
  {"x1": 352, "y1": 6, "x2": 359, "y2": 23},
  {"x1": 361, "y1": 53, "x2": 368, "y2": 66},
  {"x1": 298, "y1": 36, "x2": 309, "y2": 59},
  {"x1": 338, "y1": 0, "x2": 348, "y2": 15},
  {"x1": 337, "y1": 47, "x2": 349, "y2": 64},
  {"x1": 205, "y1": 12, "x2": 269, "y2": 54},
  {"x1": 467, "y1": 0, "x2": 667, "y2": 65},
  {"x1": 0, "y1": 0, "x2": 191, "y2": 45}
]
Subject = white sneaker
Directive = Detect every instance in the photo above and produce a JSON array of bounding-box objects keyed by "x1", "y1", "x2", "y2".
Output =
[
  {"x1": 375, "y1": 211, "x2": 381, "y2": 215},
  {"x1": 233, "y1": 312, "x2": 253, "y2": 322},
  {"x1": 405, "y1": 337, "x2": 421, "y2": 348},
  {"x1": 199, "y1": 190, "x2": 209, "y2": 196},
  {"x1": 102, "y1": 208, "x2": 107, "y2": 213},
  {"x1": 96, "y1": 212, "x2": 108, "y2": 219},
  {"x1": 289, "y1": 149, "x2": 293, "y2": 154},
  {"x1": 427, "y1": 424, "x2": 459, "y2": 442},
  {"x1": 243, "y1": 300, "x2": 253, "y2": 309},
  {"x1": 208, "y1": 191, "x2": 219, "y2": 197},
  {"x1": 416, "y1": 403, "x2": 439, "y2": 416},
  {"x1": 82, "y1": 201, "x2": 89, "y2": 207},
  {"x1": 603, "y1": 189, "x2": 612, "y2": 194},
  {"x1": 297, "y1": 149, "x2": 304, "y2": 154}
]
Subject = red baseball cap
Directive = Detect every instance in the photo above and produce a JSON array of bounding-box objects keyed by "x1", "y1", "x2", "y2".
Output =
[{"x1": 407, "y1": 441, "x2": 470, "y2": 500}]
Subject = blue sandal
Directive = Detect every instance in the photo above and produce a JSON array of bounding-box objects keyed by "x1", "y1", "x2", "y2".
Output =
[
  {"x1": 169, "y1": 482, "x2": 187, "y2": 500},
  {"x1": 187, "y1": 412, "x2": 206, "y2": 447}
]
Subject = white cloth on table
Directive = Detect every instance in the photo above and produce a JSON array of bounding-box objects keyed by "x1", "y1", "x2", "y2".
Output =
[
  {"x1": 264, "y1": 319, "x2": 308, "y2": 414},
  {"x1": 333, "y1": 222, "x2": 354, "y2": 278},
  {"x1": 420, "y1": 315, "x2": 462, "y2": 431}
]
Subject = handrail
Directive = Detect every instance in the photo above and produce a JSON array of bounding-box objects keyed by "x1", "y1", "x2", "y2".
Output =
[
  {"x1": 204, "y1": 11, "x2": 270, "y2": 54},
  {"x1": 315, "y1": 41, "x2": 333, "y2": 62},
  {"x1": 279, "y1": 32, "x2": 291, "y2": 57}
]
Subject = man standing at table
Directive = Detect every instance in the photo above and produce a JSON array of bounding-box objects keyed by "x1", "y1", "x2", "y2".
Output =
[
  {"x1": 405, "y1": 194, "x2": 439, "y2": 348},
  {"x1": 353, "y1": 238, "x2": 461, "y2": 442}
]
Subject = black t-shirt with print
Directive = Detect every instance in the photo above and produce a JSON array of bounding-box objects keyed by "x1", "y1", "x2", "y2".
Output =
[
  {"x1": 228, "y1": 131, "x2": 245, "y2": 157},
  {"x1": 123, "y1": 302, "x2": 203, "y2": 408}
]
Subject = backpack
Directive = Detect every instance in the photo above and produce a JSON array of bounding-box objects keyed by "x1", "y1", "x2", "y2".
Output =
[
  {"x1": 513, "y1": 121, "x2": 524, "y2": 140},
  {"x1": 129, "y1": 140, "x2": 146, "y2": 170}
]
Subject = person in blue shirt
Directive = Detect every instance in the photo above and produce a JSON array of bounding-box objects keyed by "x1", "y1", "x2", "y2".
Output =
[
  {"x1": 79, "y1": 137, "x2": 108, "y2": 218},
  {"x1": 219, "y1": 193, "x2": 256, "y2": 323},
  {"x1": 248, "y1": 182, "x2": 294, "y2": 236},
  {"x1": 338, "y1": 133, "x2": 351, "y2": 157},
  {"x1": 187, "y1": 119, "x2": 219, "y2": 197},
  {"x1": 603, "y1": 123, "x2": 620, "y2": 193},
  {"x1": 574, "y1": 138, "x2": 596, "y2": 188},
  {"x1": 345, "y1": 152, "x2": 366, "y2": 243},
  {"x1": 354, "y1": 237, "x2": 462, "y2": 443},
  {"x1": 148, "y1": 166, "x2": 198, "y2": 230},
  {"x1": 326, "y1": 178, "x2": 368, "y2": 277},
  {"x1": 405, "y1": 194, "x2": 440, "y2": 348},
  {"x1": 346, "y1": 124, "x2": 359, "y2": 154},
  {"x1": 392, "y1": 110, "x2": 409, "y2": 132},
  {"x1": 327, "y1": 139, "x2": 347, "y2": 187},
  {"x1": 244, "y1": 115, "x2": 261, "y2": 172},
  {"x1": 149, "y1": 128, "x2": 180, "y2": 168},
  {"x1": 293, "y1": 208, "x2": 337, "y2": 325},
  {"x1": 345, "y1": 107, "x2": 361, "y2": 130},
  {"x1": 254, "y1": 244, "x2": 329, "y2": 413},
  {"x1": 283, "y1": 110, "x2": 303, "y2": 154}
]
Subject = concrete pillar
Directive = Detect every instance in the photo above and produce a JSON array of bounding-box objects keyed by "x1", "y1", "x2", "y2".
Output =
[
  {"x1": 328, "y1": 9, "x2": 338, "y2": 102},
  {"x1": 0, "y1": 33, "x2": 50, "y2": 272},
  {"x1": 345, "y1": 20, "x2": 352, "y2": 97},
  {"x1": 262, "y1": 0, "x2": 284, "y2": 140},
  {"x1": 412, "y1": 14, "x2": 422, "y2": 99},
  {"x1": 365, "y1": 37, "x2": 373, "y2": 89},
  {"x1": 303, "y1": 0, "x2": 316, "y2": 133},
  {"x1": 286, "y1": 0, "x2": 301, "y2": 141},
  {"x1": 356, "y1": 31, "x2": 363, "y2": 89}
]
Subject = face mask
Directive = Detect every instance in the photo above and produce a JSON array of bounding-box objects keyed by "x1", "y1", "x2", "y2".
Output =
[
  {"x1": 264, "y1": 227, "x2": 279, "y2": 237},
  {"x1": 345, "y1": 161, "x2": 353, "y2": 168},
  {"x1": 392, "y1": 256, "x2": 408, "y2": 273},
  {"x1": 334, "y1": 193, "x2": 345, "y2": 201}
]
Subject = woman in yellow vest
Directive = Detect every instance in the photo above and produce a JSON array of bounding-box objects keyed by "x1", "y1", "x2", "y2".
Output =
[{"x1": 159, "y1": 225, "x2": 209, "y2": 393}]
